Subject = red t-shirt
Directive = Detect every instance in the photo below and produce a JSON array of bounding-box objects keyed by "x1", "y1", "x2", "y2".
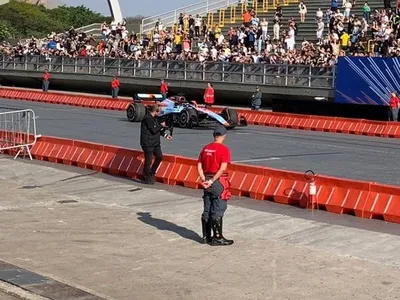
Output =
[
  {"x1": 389, "y1": 96, "x2": 399, "y2": 109},
  {"x1": 111, "y1": 79, "x2": 120, "y2": 89},
  {"x1": 43, "y1": 73, "x2": 50, "y2": 81},
  {"x1": 160, "y1": 82, "x2": 168, "y2": 93},
  {"x1": 198, "y1": 142, "x2": 231, "y2": 174}
]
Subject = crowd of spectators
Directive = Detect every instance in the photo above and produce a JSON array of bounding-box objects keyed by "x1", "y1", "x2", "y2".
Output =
[{"x1": 1, "y1": 0, "x2": 400, "y2": 66}]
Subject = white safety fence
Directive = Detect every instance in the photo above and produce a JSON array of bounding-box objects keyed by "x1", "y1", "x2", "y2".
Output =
[{"x1": 0, "y1": 109, "x2": 40, "y2": 160}]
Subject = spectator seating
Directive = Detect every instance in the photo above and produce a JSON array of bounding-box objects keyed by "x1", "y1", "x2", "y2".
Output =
[{"x1": 220, "y1": 0, "x2": 382, "y2": 43}]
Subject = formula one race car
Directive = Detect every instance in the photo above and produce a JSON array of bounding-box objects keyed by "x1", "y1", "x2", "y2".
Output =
[{"x1": 126, "y1": 93, "x2": 248, "y2": 129}]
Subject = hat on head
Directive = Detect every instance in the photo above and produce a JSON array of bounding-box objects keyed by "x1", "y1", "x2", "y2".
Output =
[{"x1": 213, "y1": 125, "x2": 227, "y2": 136}]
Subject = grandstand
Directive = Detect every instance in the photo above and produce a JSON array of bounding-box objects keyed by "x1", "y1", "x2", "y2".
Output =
[{"x1": 141, "y1": 0, "x2": 384, "y2": 44}]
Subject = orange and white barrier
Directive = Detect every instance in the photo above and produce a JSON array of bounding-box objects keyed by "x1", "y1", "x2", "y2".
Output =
[{"x1": 3, "y1": 133, "x2": 400, "y2": 225}]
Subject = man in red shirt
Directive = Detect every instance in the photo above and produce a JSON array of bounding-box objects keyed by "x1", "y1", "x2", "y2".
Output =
[
  {"x1": 111, "y1": 76, "x2": 120, "y2": 99},
  {"x1": 42, "y1": 69, "x2": 50, "y2": 92},
  {"x1": 204, "y1": 83, "x2": 214, "y2": 107},
  {"x1": 389, "y1": 92, "x2": 399, "y2": 121},
  {"x1": 197, "y1": 125, "x2": 233, "y2": 246},
  {"x1": 160, "y1": 79, "x2": 169, "y2": 100}
]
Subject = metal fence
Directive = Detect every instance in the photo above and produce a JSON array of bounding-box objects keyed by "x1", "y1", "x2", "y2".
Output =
[
  {"x1": 141, "y1": 0, "x2": 238, "y2": 34},
  {"x1": 0, "y1": 109, "x2": 39, "y2": 160},
  {"x1": 0, "y1": 55, "x2": 336, "y2": 88}
]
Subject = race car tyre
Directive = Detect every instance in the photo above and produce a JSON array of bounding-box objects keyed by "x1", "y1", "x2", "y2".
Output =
[
  {"x1": 221, "y1": 108, "x2": 238, "y2": 125},
  {"x1": 126, "y1": 103, "x2": 146, "y2": 122},
  {"x1": 178, "y1": 108, "x2": 197, "y2": 128}
]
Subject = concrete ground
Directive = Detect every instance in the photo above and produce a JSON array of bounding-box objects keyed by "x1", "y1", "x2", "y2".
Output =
[
  {"x1": 0, "y1": 292, "x2": 20, "y2": 300},
  {"x1": 1, "y1": 157, "x2": 400, "y2": 300},
  {"x1": 1, "y1": 98, "x2": 400, "y2": 185}
]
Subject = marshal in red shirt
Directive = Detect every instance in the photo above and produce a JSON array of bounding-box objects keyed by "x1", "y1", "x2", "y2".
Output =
[
  {"x1": 390, "y1": 95, "x2": 400, "y2": 109},
  {"x1": 198, "y1": 142, "x2": 231, "y2": 174}
]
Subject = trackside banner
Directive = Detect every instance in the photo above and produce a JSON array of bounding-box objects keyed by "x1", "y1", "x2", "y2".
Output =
[{"x1": 335, "y1": 56, "x2": 400, "y2": 106}]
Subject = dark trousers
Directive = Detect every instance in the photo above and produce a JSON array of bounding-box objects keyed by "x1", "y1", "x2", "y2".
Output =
[
  {"x1": 42, "y1": 80, "x2": 49, "y2": 92},
  {"x1": 202, "y1": 180, "x2": 227, "y2": 222},
  {"x1": 142, "y1": 145, "x2": 163, "y2": 179},
  {"x1": 112, "y1": 87, "x2": 119, "y2": 98},
  {"x1": 389, "y1": 108, "x2": 399, "y2": 121}
]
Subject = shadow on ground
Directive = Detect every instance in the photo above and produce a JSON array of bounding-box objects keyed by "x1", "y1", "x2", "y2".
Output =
[{"x1": 137, "y1": 212, "x2": 203, "y2": 243}]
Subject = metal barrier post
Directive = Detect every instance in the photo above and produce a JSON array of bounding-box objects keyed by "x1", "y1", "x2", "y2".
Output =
[{"x1": 0, "y1": 109, "x2": 40, "y2": 160}]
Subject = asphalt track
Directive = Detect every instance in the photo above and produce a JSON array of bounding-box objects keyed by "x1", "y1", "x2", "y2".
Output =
[{"x1": 2, "y1": 98, "x2": 400, "y2": 186}]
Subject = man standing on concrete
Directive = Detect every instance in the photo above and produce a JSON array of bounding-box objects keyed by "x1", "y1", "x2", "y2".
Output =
[
  {"x1": 251, "y1": 86, "x2": 262, "y2": 110},
  {"x1": 389, "y1": 92, "x2": 399, "y2": 121},
  {"x1": 111, "y1": 76, "x2": 120, "y2": 99},
  {"x1": 204, "y1": 83, "x2": 214, "y2": 107},
  {"x1": 140, "y1": 104, "x2": 173, "y2": 184},
  {"x1": 42, "y1": 69, "x2": 50, "y2": 92},
  {"x1": 160, "y1": 79, "x2": 169, "y2": 100},
  {"x1": 197, "y1": 125, "x2": 234, "y2": 246}
]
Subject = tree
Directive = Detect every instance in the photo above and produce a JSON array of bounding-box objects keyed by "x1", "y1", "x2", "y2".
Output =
[
  {"x1": 0, "y1": 21, "x2": 14, "y2": 41},
  {"x1": 51, "y1": 5, "x2": 112, "y2": 29},
  {"x1": 0, "y1": 0, "x2": 110, "y2": 38}
]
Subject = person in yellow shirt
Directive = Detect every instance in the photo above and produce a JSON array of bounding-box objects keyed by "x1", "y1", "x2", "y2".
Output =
[
  {"x1": 340, "y1": 31, "x2": 349, "y2": 51},
  {"x1": 174, "y1": 31, "x2": 183, "y2": 54}
]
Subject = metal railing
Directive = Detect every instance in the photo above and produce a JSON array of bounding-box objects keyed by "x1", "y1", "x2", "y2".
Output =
[
  {"x1": 0, "y1": 55, "x2": 336, "y2": 89},
  {"x1": 0, "y1": 109, "x2": 39, "y2": 160},
  {"x1": 141, "y1": 0, "x2": 239, "y2": 34}
]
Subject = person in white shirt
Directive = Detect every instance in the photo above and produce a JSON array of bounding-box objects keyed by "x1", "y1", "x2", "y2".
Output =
[
  {"x1": 153, "y1": 32, "x2": 160, "y2": 50},
  {"x1": 299, "y1": 2, "x2": 307, "y2": 23},
  {"x1": 194, "y1": 14, "x2": 202, "y2": 38},
  {"x1": 273, "y1": 20, "x2": 280, "y2": 40},
  {"x1": 218, "y1": 33, "x2": 224, "y2": 45},
  {"x1": 260, "y1": 18, "x2": 268, "y2": 40},
  {"x1": 343, "y1": 0, "x2": 352, "y2": 18},
  {"x1": 316, "y1": 8, "x2": 323, "y2": 21},
  {"x1": 285, "y1": 25, "x2": 295, "y2": 50},
  {"x1": 316, "y1": 20, "x2": 325, "y2": 44}
]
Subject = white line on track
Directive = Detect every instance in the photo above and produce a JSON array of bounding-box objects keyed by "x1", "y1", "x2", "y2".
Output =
[{"x1": 233, "y1": 157, "x2": 282, "y2": 163}]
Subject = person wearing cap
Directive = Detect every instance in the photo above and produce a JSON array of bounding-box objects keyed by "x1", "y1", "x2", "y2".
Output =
[
  {"x1": 140, "y1": 104, "x2": 172, "y2": 184},
  {"x1": 251, "y1": 86, "x2": 262, "y2": 110},
  {"x1": 197, "y1": 125, "x2": 234, "y2": 246}
]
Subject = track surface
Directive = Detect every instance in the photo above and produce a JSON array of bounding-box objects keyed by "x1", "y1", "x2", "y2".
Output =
[{"x1": 2, "y1": 99, "x2": 400, "y2": 185}]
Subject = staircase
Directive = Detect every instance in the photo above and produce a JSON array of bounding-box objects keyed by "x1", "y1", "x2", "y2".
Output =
[{"x1": 207, "y1": 0, "x2": 384, "y2": 44}]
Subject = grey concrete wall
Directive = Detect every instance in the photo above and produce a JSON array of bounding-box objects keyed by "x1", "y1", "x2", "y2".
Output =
[{"x1": 0, "y1": 69, "x2": 334, "y2": 107}]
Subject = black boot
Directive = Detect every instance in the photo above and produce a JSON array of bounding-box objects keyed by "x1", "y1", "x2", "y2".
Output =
[
  {"x1": 211, "y1": 217, "x2": 234, "y2": 246},
  {"x1": 143, "y1": 175, "x2": 155, "y2": 185},
  {"x1": 201, "y1": 217, "x2": 212, "y2": 244},
  {"x1": 150, "y1": 172, "x2": 156, "y2": 183}
]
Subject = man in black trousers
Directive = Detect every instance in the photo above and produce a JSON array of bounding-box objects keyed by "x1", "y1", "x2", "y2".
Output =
[{"x1": 140, "y1": 104, "x2": 172, "y2": 184}]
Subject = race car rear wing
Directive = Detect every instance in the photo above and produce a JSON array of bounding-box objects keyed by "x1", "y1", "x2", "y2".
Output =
[{"x1": 133, "y1": 93, "x2": 164, "y2": 102}]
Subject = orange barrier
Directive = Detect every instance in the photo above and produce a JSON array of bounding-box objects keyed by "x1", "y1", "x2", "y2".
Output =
[
  {"x1": 211, "y1": 107, "x2": 400, "y2": 139},
  {"x1": 3, "y1": 133, "x2": 400, "y2": 225},
  {"x1": 3, "y1": 87, "x2": 400, "y2": 140},
  {"x1": 0, "y1": 88, "x2": 134, "y2": 111}
]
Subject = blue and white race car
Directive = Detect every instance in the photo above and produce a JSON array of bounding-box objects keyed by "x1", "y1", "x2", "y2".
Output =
[{"x1": 126, "y1": 93, "x2": 248, "y2": 129}]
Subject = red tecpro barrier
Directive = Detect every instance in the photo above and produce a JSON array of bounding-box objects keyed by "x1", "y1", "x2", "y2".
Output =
[
  {"x1": 3, "y1": 87, "x2": 400, "y2": 139},
  {"x1": 207, "y1": 107, "x2": 400, "y2": 139},
  {"x1": 2, "y1": 133, "x2": 400, "y2": 224},
  {"x1": 0, "y1": 88, "x2": 134, "y2": 111}
]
